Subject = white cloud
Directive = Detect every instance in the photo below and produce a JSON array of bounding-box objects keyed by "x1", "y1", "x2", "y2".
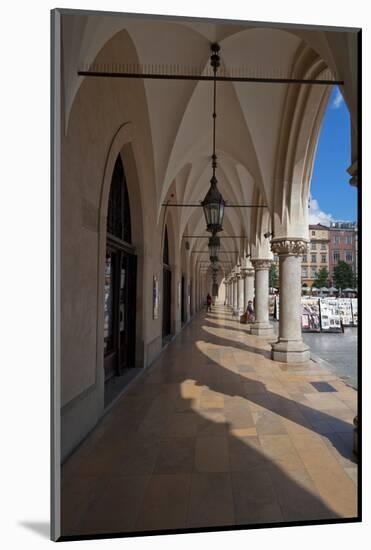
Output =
[
  {"x1": 309, "y1": 196, "x2": 334, "y2": 226},
  {"x1": 331, "y1": 87, "x2": 344, "y2": 109}
]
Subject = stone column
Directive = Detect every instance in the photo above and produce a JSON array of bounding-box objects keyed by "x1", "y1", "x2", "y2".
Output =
[
  {"x1": 250, "y1": 260, "x2": 273, "y2": 336},
  {"x1": 242, "y1": 267, "x2": 255, "y2": 311},
  {"x1": 271, "y1": 239, "x2": 310, "y2": 362},
  {"x1": 238, "y1": 274, "x2": 244, "y2": 314},
  {"x1": 233, "y1": 276, "x2": 238, "y2": 312}
]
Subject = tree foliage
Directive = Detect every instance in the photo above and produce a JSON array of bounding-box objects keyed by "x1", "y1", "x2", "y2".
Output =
[
  {"x1": 269, "y1": 263, "x2": 278, "y2": 288},
  {"x1": 333, "y1": 261, "x2": 356, "y2": 290},
  {"x1": 313, "y1": 266, "x2": 329, "y2": 288}
]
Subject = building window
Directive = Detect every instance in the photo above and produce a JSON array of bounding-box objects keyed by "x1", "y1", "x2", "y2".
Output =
[
  {"x1": 334, "y1": 236, "x2": 340, "y2": 244},
  {"x1": 346, "y1": 235, "x2": 353, "y2": 244},
  {"x1": 333, "y1": 251, "x2": 340, "y2": 263},
  {"x1": 311, "y1": 243, "x2": 316, "y2": 250},
  {"x1": 311, "y1": 254, "x2": 316, "y2": 264},
  {"x1": 321, "y1": 254, "x2": 326, "y2": 263},
  {"x1": 302, "y1": 254, "x2": 307, "y2": 263},
  {"x1": 311, "y1": 230, "x2": 315, "y2": 236},
  {"x1": 311, "y1": 268, "x2": 316, "y2": 278},
  {"x1": 107, "y1": 155, "x2": 132, "y2": 244},
  {"x1": 321, "y1": 243, "x2": 326, "y2": 250},
  {"x1": 302, "y1": 267, "x2": 308, "y2": 278},
  {"x1": 346, "y1": 252, "x2": 353, "y2": 262}
]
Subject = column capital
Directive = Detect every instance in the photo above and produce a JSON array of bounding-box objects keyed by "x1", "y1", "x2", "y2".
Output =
[
  {"x1": 271, "y1": 238, "x2": 308, "y2": 256},
  {"x1": 347, "y1": 160, "x2": 358, "y2": 187},
  {"x1": 241, "y1": 267, "x2": 254, "y2": 278},
  {"x1": 251, "y1": 259, "x2": 271, "y2": 270}
]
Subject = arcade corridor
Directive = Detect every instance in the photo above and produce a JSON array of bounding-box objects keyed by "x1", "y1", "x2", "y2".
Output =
[{"x1": 61, "y1": 305, "x2": 357, "y2": 536}]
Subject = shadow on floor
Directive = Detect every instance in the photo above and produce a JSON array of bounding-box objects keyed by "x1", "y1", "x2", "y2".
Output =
[
  {"x1": 60, "y1": 307, "x2": 357, "y2": 538},
  {"x1": 195, "y1": 321, "x2": 356, "y2": 462}
]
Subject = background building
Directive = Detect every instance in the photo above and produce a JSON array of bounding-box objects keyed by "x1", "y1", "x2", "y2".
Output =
[
  {"x1": 328, "y1": 221, "x2": 357, "y2": 285},
  {"x1": 301, "y1": 224, "x2": 330, "y2": 288}
]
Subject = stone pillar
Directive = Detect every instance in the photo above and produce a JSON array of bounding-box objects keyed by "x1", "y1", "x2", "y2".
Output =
[
  {"x1": 233, "y1": 276, "x2": 238, "y2": 312},
  {"x1": 250, "y1": 260, "x2": 273, "y2": 336},
  {"x1": 271, "y1": 239, "x2": 310, "y2": 362},
  {"x1": 242, "y1": 267, "x2": 255, "y2": 311},
  {"x1": 237, "y1": 273, "x2": 245, "y2": 314}
]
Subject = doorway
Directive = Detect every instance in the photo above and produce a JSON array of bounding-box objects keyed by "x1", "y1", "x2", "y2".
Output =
[
  {"x1": 162, "y1": 226, "x2": 172, "y2": 342},
  {"x1": 104, "y1": 155, "x2": 137, "y2": 387}
]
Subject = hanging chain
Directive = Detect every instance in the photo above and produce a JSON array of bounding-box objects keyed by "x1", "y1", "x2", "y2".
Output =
[{"x1": 210, "y1": 43, "x2": 220, "y2": 182}]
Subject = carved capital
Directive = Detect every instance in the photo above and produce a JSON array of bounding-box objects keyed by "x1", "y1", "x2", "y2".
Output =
[
  {"x1": 241, "y1": 267, "x2": 254, "y2": 278},
  {"x1": 271, "y1": 238, "x2": 308, "y2": 256},
  {"x1": 251, "y1": 259, "x2": 271, "y2": 270}
]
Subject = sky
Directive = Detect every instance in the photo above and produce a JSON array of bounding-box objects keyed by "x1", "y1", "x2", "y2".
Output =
[{"x1": 309, "y1": 85, "x2": 357, "y2": 225}]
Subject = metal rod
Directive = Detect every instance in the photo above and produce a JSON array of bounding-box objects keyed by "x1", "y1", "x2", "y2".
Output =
[
  {"x1": 183, "y1": 235, "x2": 246, "y2": 238},
  {"x1": 191, "y1": 251, "x2": 239, "y2": 253},
  {"x1": 78, "y1": 71, "x2": 343, "y2": 85},
  {"x1": 162, "y1": 203, "x2": 267, "y2": 207}
]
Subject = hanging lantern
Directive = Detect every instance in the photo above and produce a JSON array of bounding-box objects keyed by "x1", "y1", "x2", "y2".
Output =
[
  {"x1": 202, "y1": 43, "x2": 225, "y2": 234},
  {"x1": 208, "y1": 234, "x2": 221, "y2": 258},
  {"x1": 202, "y1": 177, "x2": 225, "y2": 234}
]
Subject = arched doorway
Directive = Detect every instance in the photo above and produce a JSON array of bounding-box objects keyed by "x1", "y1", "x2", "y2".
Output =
[
  {"x1": 104, "y1": 154, "x2": 137, "y2": 383},
  {"x1": 162, "y1": 226, "x2": 172, "y2": 342}
]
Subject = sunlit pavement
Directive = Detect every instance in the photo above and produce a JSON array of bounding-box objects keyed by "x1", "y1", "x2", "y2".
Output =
[{"x1": 61, "y1": 304, "x2": 357, "y2": 537}]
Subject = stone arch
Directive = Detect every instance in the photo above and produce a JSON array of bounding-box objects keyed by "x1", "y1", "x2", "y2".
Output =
[
  {"x1": 272, "y1": 47, "x2": 333, "y2": 240},
  {"x1": 96, "y1": 123, "x2": 145, "y2": 412}
]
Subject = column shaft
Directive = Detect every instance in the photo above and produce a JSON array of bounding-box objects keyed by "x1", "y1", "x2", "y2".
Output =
[
  {"x1": 243, "y1": 270, "x2": 254, "y2": 311},
  {"x1": 271, "y1": 239, "x2": 310, "y2": 363},
  {"x1": 238, "y1": 276, "x2": 244, "y2": 313},
  {"x1": 250, "y1": 260, "x2": 273, "y2": 336},
  {"x1": 233, "y1": 278, "x2": 238, "y2": 311}
]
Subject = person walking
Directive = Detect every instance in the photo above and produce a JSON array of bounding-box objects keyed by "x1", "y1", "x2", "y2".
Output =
[
  {"x1": 247, "y1": 300, "x2": 255, "y2": 323},
  {"x1": 206, "y1": 293, "x2": 212, "y2": 312}
]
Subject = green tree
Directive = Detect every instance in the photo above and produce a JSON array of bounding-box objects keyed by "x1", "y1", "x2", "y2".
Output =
[
  {"x1": 269, "y1": 264, "x2": 278, "y2": 288},
  {"x1": 333, "y1": 261, "x2": 355, "y2": 289},
  {"x1": 313, "y1": 266, "x2": 329, "y2": 288}
]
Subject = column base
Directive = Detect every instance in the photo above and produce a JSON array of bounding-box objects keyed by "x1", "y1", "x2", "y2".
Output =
[
  {"x1": 271, "y1": 339, "x2": 310, "y2": 363},
  {"x1": 250, "y1": 322, "x2": 274, "y2": 337}
]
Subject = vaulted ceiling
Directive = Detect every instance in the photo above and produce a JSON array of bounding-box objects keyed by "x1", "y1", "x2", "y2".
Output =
[{"x1": 61, "y1": 13, "x2": 357, "y2": 270}]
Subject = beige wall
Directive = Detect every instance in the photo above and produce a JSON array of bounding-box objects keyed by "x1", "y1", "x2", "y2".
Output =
[{"x1": 60, "y1": 29, "x2": 197, "y2": 460}]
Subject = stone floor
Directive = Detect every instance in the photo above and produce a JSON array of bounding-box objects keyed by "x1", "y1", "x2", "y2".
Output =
[{"x1": 61, "y1": 305, "x2": 358, "y2": 537}]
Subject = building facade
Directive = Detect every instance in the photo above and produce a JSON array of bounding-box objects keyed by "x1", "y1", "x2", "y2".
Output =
[
  {"x1": 328, "y1": 221, "x2": 357, "y2": 285},
  {"x1": 301, "y1": 224, "x2": 330, "y2": 288}
]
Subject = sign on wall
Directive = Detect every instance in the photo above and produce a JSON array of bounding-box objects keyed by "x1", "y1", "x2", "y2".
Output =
[{"x1": 153, "y1": 275, "x2": 159, "y2": 319}]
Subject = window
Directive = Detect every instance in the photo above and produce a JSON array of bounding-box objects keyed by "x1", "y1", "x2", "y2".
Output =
[
  {"x1": 321, "y1": 243, "x2": 326, "y2": 250},
  {"x1": 311, "y1": 230, "x2": 315, "y2": 236},
  {"x1": 302, "y1": 254, "x2": 307, "y2": 263},
  {"x1": 163, "y1": 226, "x2": 169, "y2": 265},
  {"x1": 107, "y1": 155, "x2": 132, "y2": 243},
  {"x1": 333, "y1": 251, "x2": 340, "y2": 263},
  {"x1": 346, "y1": 235, "x2": 353, "y2": 244},
  {"x1": 321, "y1": 255, "x2": 326, "y2": 263},
  {"x1": 346, "y1": 252, "x2": 353, "y2": 262},
  {"x1": 311, "y1": 254, "x2": 317, "y2": 264},
  {"x1": 302, "y1": 267, "x2": 308, "y2": 278},
  {"x1": 311, "y1": 268, "x2": 316, "y2": 278},
  {"x1": 334, "y1": 236, "x2": 340, "y2": 244},
  {"x1": 311, "y1": 242, "x2": 316, "y2": 250}
]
